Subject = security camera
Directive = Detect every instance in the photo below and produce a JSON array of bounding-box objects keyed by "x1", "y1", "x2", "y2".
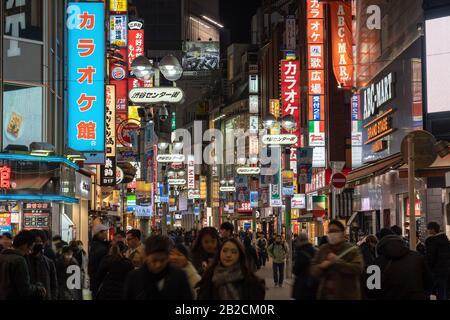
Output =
[{"x1": 159, "y1": 105, "x2": 169, "y2": 121}]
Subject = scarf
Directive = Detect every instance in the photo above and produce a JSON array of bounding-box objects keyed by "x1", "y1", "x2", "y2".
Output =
[{"x1": 212, "y1": 263, "x2": 244, "y2": 300}]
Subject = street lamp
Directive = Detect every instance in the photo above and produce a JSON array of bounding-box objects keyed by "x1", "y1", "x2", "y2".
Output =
[
  {"x1": 176, "y1": 169, "x2": 186, "y2": 177},
  {"x1": 220, "y1": 179, "x2": 227, "y2": 186},
  {"x1": 131, "y1": 56, "x2": 155, "y2": 81},
  {"x1": 228, "y1": 179, "x2": 235, "y2": 185},
  {"x1": 172, "y1": 141, "x2": 184, "y2": 152},
  {"x1": 167, "y1": 169, "x2": 176, "y2": 178},
  {"x1": 237, "y1": 156, "x2": 247, "y2": 165},
  {"x1": 157, "y1": 140, "x2": 170, "y2": 152},
  {"x1": 249, "y1": 155, "x2": 259, "y2": 165},
  {"x1": 263, "y1": 114, "x2": 277, "y2": 129},
  {"x1": 159, "y1": 54, "x2": 183, "y2": 82},
  {"x1": 281, "y1": 115, "x2": 297, "y2": 131}
]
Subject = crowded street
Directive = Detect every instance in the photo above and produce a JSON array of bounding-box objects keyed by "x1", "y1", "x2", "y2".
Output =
[{"x1": 1, "y1": 0, "x2": 450, "y2": 310}]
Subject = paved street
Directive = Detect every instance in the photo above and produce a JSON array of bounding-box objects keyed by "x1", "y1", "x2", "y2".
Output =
[{"x1": 256, "y1": 259, "x2": 293, "y2": 300}]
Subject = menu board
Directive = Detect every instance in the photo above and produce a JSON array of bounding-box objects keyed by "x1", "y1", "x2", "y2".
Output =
[{"x1": 23, "y1": 203, "x2": 51, "y2": 230}]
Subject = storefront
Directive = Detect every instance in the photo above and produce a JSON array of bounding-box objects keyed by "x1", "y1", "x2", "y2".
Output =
[
  {"x1": 0, "y1": 154, "x2": 79, "y2": 237},
  {"x1": 348, "y1": 38, "x2": 428, "y2": 237},
  {"x1": 72, "y1": 172, "x2": 92, "y2": 249}
]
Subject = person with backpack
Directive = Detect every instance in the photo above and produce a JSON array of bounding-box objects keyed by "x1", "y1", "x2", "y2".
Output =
[
  {"x1": 256, "y1": 233, "x2": 268, "y2": 267},
  {"x1": 267, "y1": 234, "x2": 289, "y2": 287}
]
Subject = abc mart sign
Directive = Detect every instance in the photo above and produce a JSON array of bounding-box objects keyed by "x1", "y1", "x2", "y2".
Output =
[
  {"x1": 129, "y1": 87, "x2": 185, "y2": 104},
  {"x1": 156, "y1": 154, "x2": 185, "y2": 163},
  {"x1": 262, "y1": 134, "x2": 298, "y2": 145}
]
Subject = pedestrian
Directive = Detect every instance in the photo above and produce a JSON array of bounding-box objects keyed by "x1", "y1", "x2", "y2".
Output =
[
  {"x1": 197, "y1": 238, "x2": 265, "y2": 300},
  {"x1": 256, "y1": 232, "x2": 268, "y2": 267},
  {"x1": 191, "y1": 227, "x2": 219, "y2": 276},
  {"x1": 219, "y1": 222, "x2": 234, "y2": 242},
  {"x1": 369, "y1": 232, "x2": 433, "y2": 300},
  {"x1": 125, "y1": 229, "x2": 145, "y2": 268},
  {"x1": 310, "y1": 220, "x2": 364, "y2": 300},
  {"x1": 26, "y1": 230, "x2": 58, "y2": 300},
  {"x1": 0, "y1": 232, "x2": 13, "y2": 252},
  {"x1": 123, "y1": 235, "x2": 193, "y2": 300},
  {"x1": 267, "y1": 234, "x2": 289, "y2": 287},
  {"x1": 359, "y1": 235, "x2": 378, "y2": 267},
  {"x1": 0, "y1": 230, "x2": 46, "y2": 300},
  {"x1": 425, "y1": 221, "x2": 450, "y2": 300},
  {"x1": 292, "y1": 233, "x2": 318, "y2": 300},
  {"x1": 416, "y1": 231, "x2": 426, "y2": 256},
  {"x1": 52, "y1": 235, "x2": 68, "y2": 258},
  {"x1": 390, "y1": 225, "x2": 409, "y2": 246},
  {"x1": 88, "y1": 224, "x2": 110, "y2": 298},
  {"x1": 243, "y1": 236, "x2": 259, "y2": 272},
  {"x1": 56, "y1": 246, "x2": 80, "y2": 300},
  {"x1": 113, "y1": 230, "x2": 128, "y2": 252},
  {"x1": 169, "y1": 243, "x2": 201, "y2": 299},
  {"x1": 70, "y1": 240, "x2": 88, "y2": 290},
  {"x1": 95, "y1": 242, "x2": 134, "y2": 300}
]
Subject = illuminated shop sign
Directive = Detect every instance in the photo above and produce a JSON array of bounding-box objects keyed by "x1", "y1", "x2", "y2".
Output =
[
  {"x1": 364, "y1": 108, "x2": 396, "y2": 153},
  {"x1": 363, "y1": 73, "x2": 395, "y2": 120}
]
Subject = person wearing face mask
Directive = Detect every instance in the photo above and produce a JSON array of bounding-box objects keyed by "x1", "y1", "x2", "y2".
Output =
[
  {"x1": 55, "y1": 246, "x2": 80, "y2": 300},
  {"x1": 26, "y1": 230, "x2": 58, "y2": 300},
  {"x1": 310, "y1": 220, "x2": 364, "y2": 300},
  {"x1": 0, "y1": 230, "x2": 46, "y2": 300},
  {"x1": 197, "y1": 238, "x2": 265, "y2": 300},
  {"x1": 267, "y1": 234, "x2": 289, "y2": 287}
]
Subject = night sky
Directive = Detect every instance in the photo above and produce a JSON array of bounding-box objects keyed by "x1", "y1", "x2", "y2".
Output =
[{"x1": 220, "y1": 0, "x2": 262, "y2": 43}]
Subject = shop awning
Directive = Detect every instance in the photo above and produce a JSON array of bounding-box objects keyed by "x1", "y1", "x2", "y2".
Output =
[
  {"x1": 12, "y1": 175, "x2": 51, "y2": 190},
  {"x1": 346, "y1": 153, "x2": 404, "y2": 186},
  {"x1": 399, "y1": 153, "x2": 450, "y2": 177}
]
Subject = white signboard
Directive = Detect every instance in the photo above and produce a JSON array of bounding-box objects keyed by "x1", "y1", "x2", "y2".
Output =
[
  {"x1": 262, "y1": 134, "x2": 298, "y2": 145},
  {"x1": 129, "y1": 87, "x2": 185, "y2": 104},
  {"x1": 249, "y1": 116, "x2": 259, "y2": 133},
  {"x1": 220, "y1": 186, "x2": 236, "y2": 192},
  {"x1": 237, "y1": 167, "x2": 261, "y2": 175},
  {"x1": 187, "y1": 155, "x2": 195, "y2": 189},
  {"x1": 168, "y1": 179, "x2": 186, "y2": 185},
  {"x1": 249, "y1": 95, "x2": 259, "y2": 114},
  {"x1": 291, "y1": 194, "x2": 306, "y2": 209},
  {"x1": 309, "y1": 132, "x2": 326, "y2": 147},
  {"x1": 157, "y1": 154, "x2": 185, "y2": 163},
  {"x1": 135, "y1": 205, "x2": 152, "y2": 217},
  {"x1": 249, "y1": 75, "x2": 258, "y2": 94},
  {"x1": 312, "y1": 147, "x2": 326, "y2": 168},
  {"x1": 188, "y1": 189, "x2": 201, "y2": 199}
]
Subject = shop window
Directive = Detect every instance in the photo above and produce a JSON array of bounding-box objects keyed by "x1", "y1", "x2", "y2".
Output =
[
  {"x1": 4, "y1": 0, "x2": 43, "y2": 42},
  {"x1": 2, "y1": 84, "x2": 43, "y2": 150},
  {"x1": 2, "y1": 38, "x2": 43, "y2": 83}
]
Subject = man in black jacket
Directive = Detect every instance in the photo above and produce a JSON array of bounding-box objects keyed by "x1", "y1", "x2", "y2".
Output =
[
  {"x1": 88, "y1": 224, "x2": 110, "y2": 298},
  {"x1": 370, "y1": 234, "x2": 433, "y2": 300},
  {"x1": 0, "y1": 230, "x2": 46, "y2": 300},
  {"x1": 26, "y1": 230, "x2": 58, "y2": 300},
  {"x1": 425, "y1": 221, "x2": 450, "y2": 300},
  {"x1": 292, "y1": 233, "x2": 317, "y2": 300},
  {"x1": 123, "y1": 235, "x2": 193, "y2": 300}
]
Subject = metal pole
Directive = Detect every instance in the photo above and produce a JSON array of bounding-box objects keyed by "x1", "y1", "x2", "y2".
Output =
[
  {"x1": 408, "y1": 135, "x2": 417, "y2": 250},
  {"x1": 284, "y1": 146, "x2": 292, "y2": 279}
]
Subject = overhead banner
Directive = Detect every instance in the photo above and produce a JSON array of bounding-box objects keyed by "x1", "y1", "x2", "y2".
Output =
[
  {"x1": 330, "y1": 1, "x2": 353, "y2": 88},
  {"x1": 67, "y1": 2, "x2": 105, "y2": 152},
  {"x1": 105, "y1": 85, "x2": 116, "y2": 157}
]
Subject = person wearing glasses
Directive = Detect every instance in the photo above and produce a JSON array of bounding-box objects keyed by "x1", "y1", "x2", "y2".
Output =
[{"x1": 125, "y1": 229, "x2": 145, "y2": 269}]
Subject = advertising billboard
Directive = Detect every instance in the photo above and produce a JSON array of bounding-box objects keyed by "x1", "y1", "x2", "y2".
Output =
[
  {"x1": 67, "y1": 2, "x2": 105, "y2": 152},
  {"x1": 182, "y1": 41, "x2": 220, "y2": 71},
  {"x1": 2, "y1": 86, "x2": 42, "y2": 149},
  {"x1": 110, "y1": 15, "x2": 128, "y2": 48}
]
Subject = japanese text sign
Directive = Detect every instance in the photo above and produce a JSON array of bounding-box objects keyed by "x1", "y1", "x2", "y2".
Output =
[
  {"x1": 110, "y1": 15, "x2": 127, "y2": 48},
  {"x1": 100, "y1": 156, "x2": 116, "y2": 186},
  {"x1": 128, "y1": 28, "x2": 144, "y2": 71},
  {"x1": 105, "y1": 85, "x2": 116, "y2": 157},
  {"x1": 67, "y1": 2, "x2": 105, "y2": 152},
  {"x1": 110, "y1": 0, "x2": 127, "y2": 13},
  {"x1": 330, "y1": 1, "x2": 353, "y2": 88},
  {"x1": 0, "y1": 166, "x2": 11, "y2": 189},
  {"x1": 281, "y1": 60, "x2": 301, "y2": 147}
]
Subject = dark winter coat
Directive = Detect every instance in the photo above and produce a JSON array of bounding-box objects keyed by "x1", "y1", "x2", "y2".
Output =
[
  {"x1": 55, "y1": 256, "x2": 80, "y2": 300},
  {"x1": 245, "y1": 246, "x2": 259, "y2": 272},
  {"x1": 88, "y1": 239, "x2": 110, "y2": 295},
  {"x1": 0, "y1": 249, "x2": 43, "y2": 300},
  {"x1": 123, "y1": 265, "x2": 193, "y2": 300},
  {"x1": 197, "y1": 270, "x2": 265, "y2": 300},
  {"x1": 43, "y1": 244, "x2": 57, "y2": 262},
  {"x1": 370, "y1": 235, "x2": 433, "y2": 300},
  {"x1": 293, "y1": 243, "x2": 318, "y2": 300},
  {"x1": 26, "y1": 254, "x2": 58, "y2": 300},
  {"x1": 425, "y1": 233, "x2": 450, "y2": 276},
  {"x1": 191, "y1": 250, "x2": 215, "y2": 276},
  {"x1": 96, "y1": 255, "x2": 134, "y2": 300},
  {"x1": 359, "y1": 242, "x2": 376, "y2": 267}
]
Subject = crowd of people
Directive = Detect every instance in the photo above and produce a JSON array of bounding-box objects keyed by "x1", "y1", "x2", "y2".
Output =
[{"x1": 0, "y1": 219, "x2": 449, "y2": 300}]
